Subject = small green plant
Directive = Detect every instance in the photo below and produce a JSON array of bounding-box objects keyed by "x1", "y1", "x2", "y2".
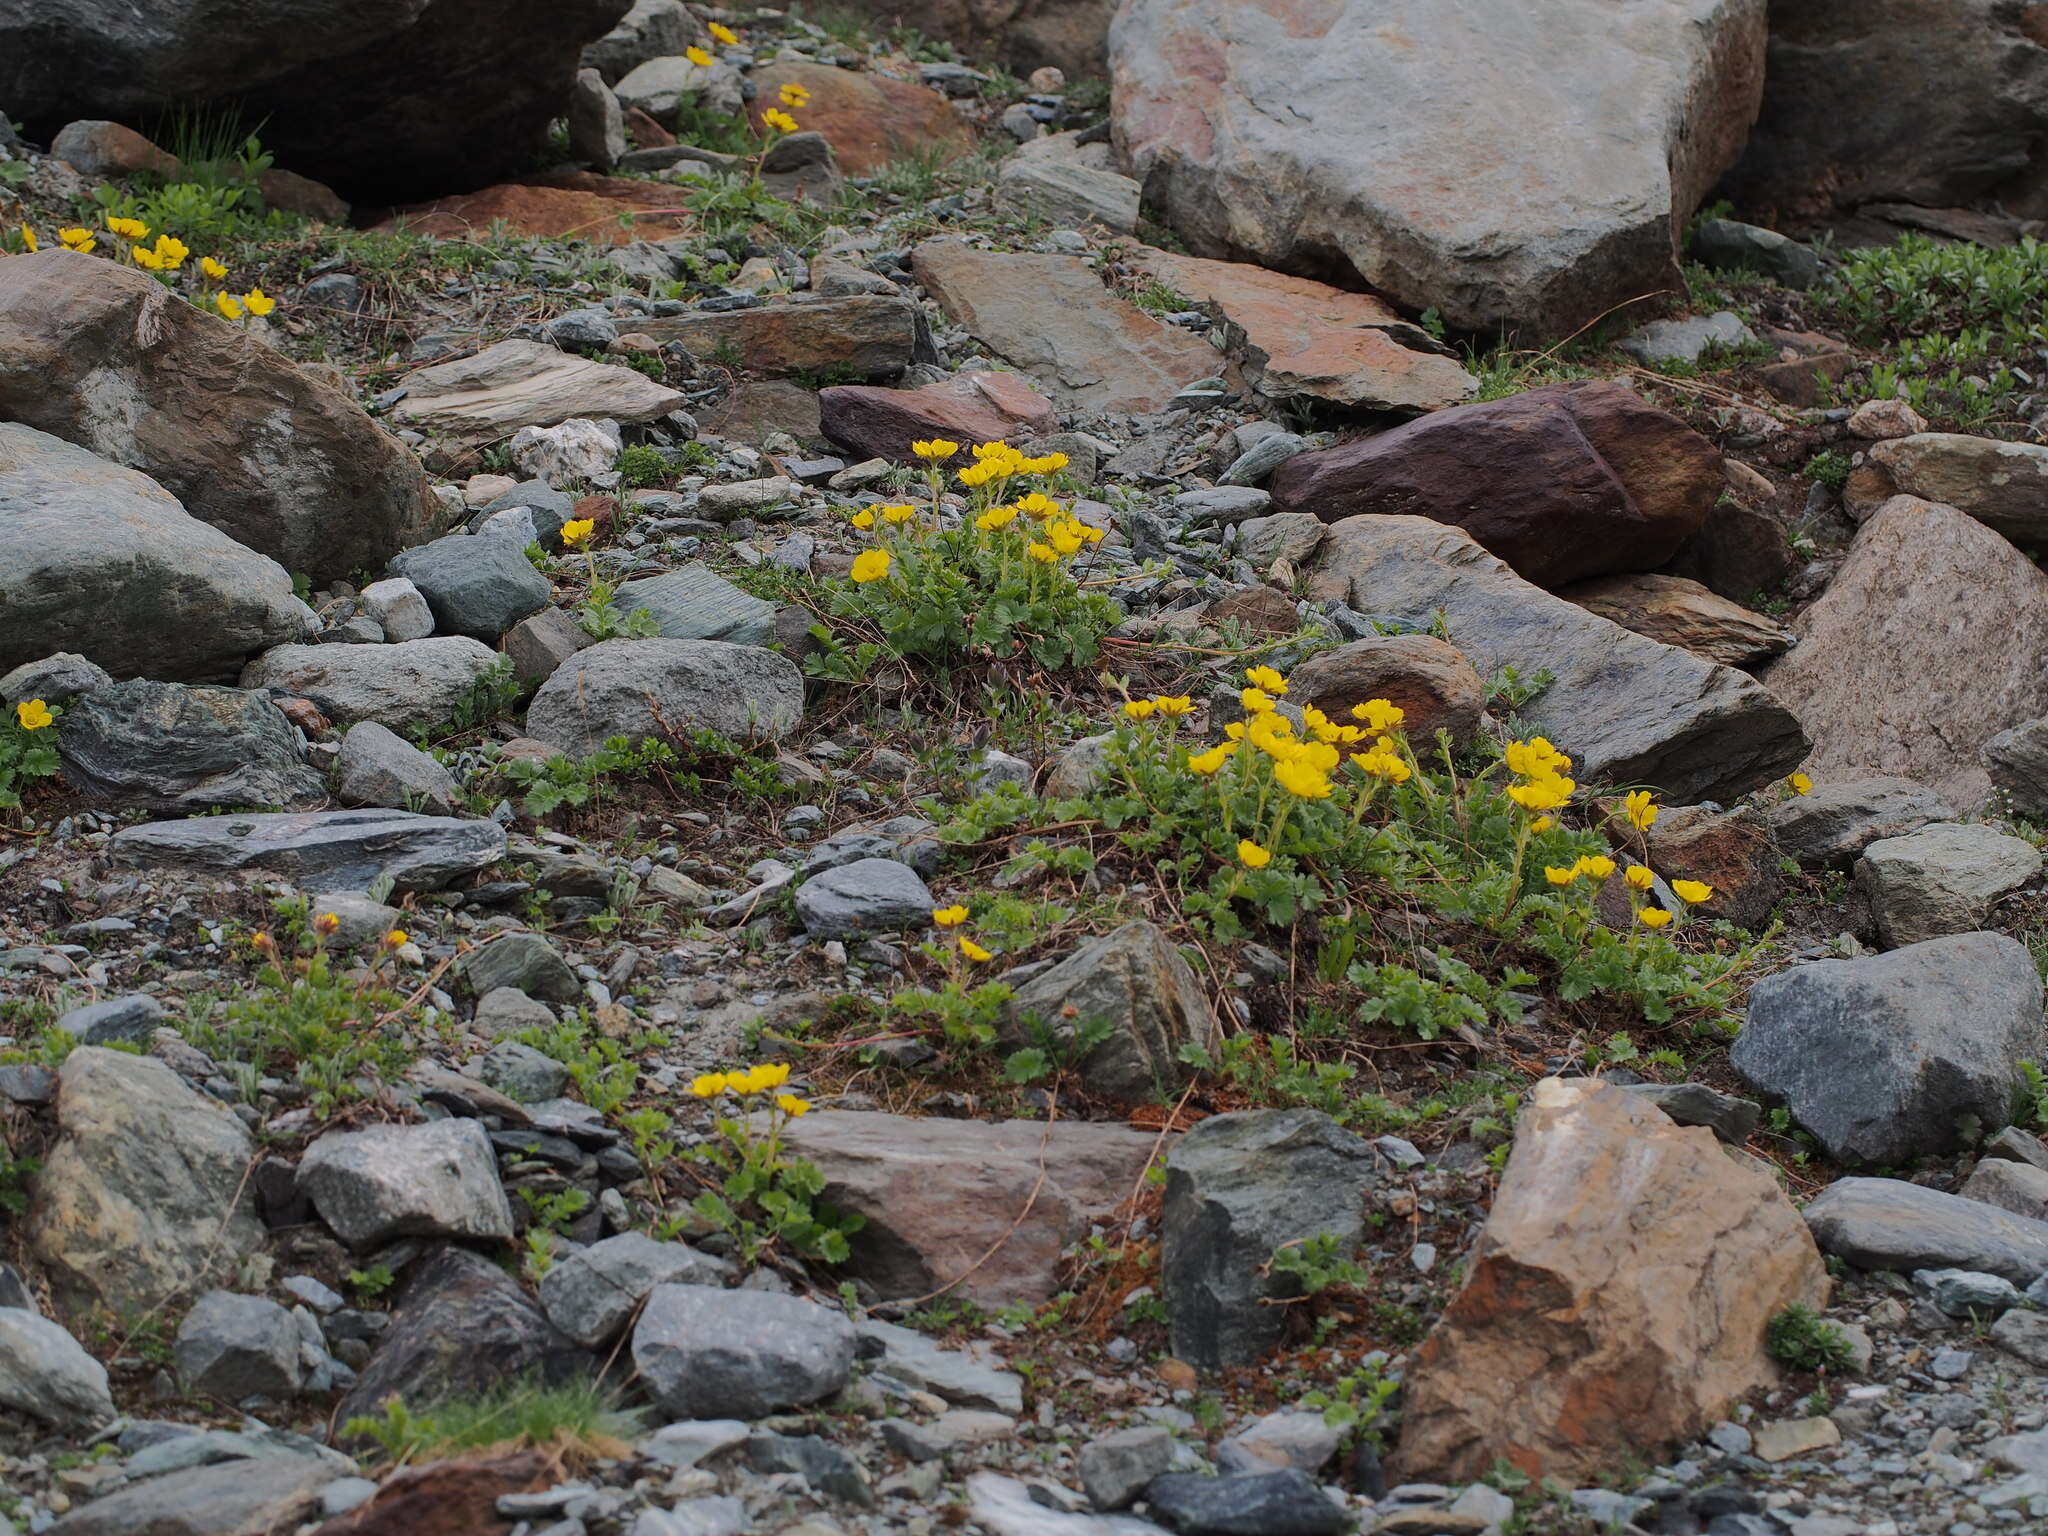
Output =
[
  {"x1": 344, "y1": 1377, "x2": 643, "y2": 1467},
  {"x1": 1765, "y1": 1303, "x2": 1855, "y2": 1373},
  {"x1": 0, "y1": 1137, "x2": 41, "y2": 1216},
  {"x1": 687, "y1": 1064, "x2": 864, "y2": 1265},
  {"x1": 1301, "y1": 1358, "x2": 1399, "y2": 1441},
  {"x1": 512, "y1": 1010, "x2": 653, "y2": 1116},
  {"x1": 418, "y1": 656, "x2": 522, "y2": 742},
  {"x1": 1803, "y1": 450, "x2": 1852, "y2": 491},
  {"x1": 0, "y1": 697, "x2": 62, "y2": 811},
  {"x1": 500, "y1": 735, "x2": 679, "y2": 819},
  {"x1": 347, "y1": 1264, "x2": 396, "y2": 1302},
  {"x1": 1269, "y1": 1232, "x2": 1372, "y2": 1297},
  {"x1": 615, "y1": 444, "x2": 677, "y2": 489}
]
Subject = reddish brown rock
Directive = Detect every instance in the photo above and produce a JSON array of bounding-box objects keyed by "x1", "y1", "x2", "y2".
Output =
[
  {"x1": 308, "y1": 1453, "x2": 545, "y2": 1536},
  {"x1": 819, "y1": 371, "x2": 1059, "y2": 462},
  {"x1": 1558, "y1": 573, "x2": 1791, "y2": 667},
  {"x1": 380, "y1": 171, "x2": 689, "y2": 245},
  {"x1": 1128, "y1": 246, "x2": 1476, "y2": 414},
  {"x1": 49, "y1": 119, "x2": 181, "y2": 178},
  {"x1": 1662, "y1": 499, "x2": 1797, "y2": 603},
  {"x1": 1397, "y1": 1077, "x2": 1827, "y2": 1483},
  {"x1": 750, "y1": 61, "x2": 975, "y2": 176},
  {"x1": 632, "y1": 296, "x2": 925, "y2": 379},
  {"x1": 622, "y1": 105, "x2": 675, "y2": 148},
  {"x1": 777, "y1": 1110, "x2": 1158, "y2": 1306},
  {"x1": 1270, "y1": 382, "x2": 1724, "y2": 590},
  {"x1": 1201, "y1": 587, "x2": 1300, "y2": 636},
  {"x1": 1644, "y1": 802, "x2": 1785, "y2": 929},
  {"x1": 704, "y1": 380, "x2": 828, "y2": 449},
  {"x1": 1284, "y1": 635, "x2": 1487, "y2": 751}
]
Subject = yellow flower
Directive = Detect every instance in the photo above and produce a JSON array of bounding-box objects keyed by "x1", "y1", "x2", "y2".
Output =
[
  {"x1": 851, "y1": 549, "x2": 892, "y2": 582},
  {"x1": 1544, "y1": 865, "x2": 1579, "y2": 886},
  {"x1": 956, "y1": 462, "x2": 997, "y2": 488},
  {"x1": 755, "y1": 1062, "x2": 792, "y2": 1088},
  {"x1": 913, "y1": 439, "x2": 959, "y2": 460},
  {"x1": 1576, "y1": 855, "x2": 1616, "y2": 880},
  {"x1": 1237, "y1": 839, "x2": 1272, "y2": 869},
  {"x1": 1637, "y1": 907, "x2": 1673, "y2": 929},
  {"x1": 14, "y1": 699, "x2": 54, "y2": 731},
  {"x1": 776, "y1": 1093, "x2": 810, "y2": 1117},
  {"x1": 975, "y1": 504, "x2": 1018, "y2": 531},
  {"x1": 151, "y1": 233, "x2": 189, "y2": 269},
  {"x1": 762, "y1": 107, "x2": 800, "y2": 133},
  {"x1": 1153, "y1": 695, "x2": 1193, "y2": 717},
  {"x1": 691, "y1": 1072, "x2": 731, "y2": 1097},
  {"x1": 1504, "y1": 738, "x2": 1572, "y2": 778},
  {"x1": 1026, "y1": 542, "x2": 1057, "y2": 564},
  {"x1": 1351, "y1": 749, "x2": 1410, "y2": 784},
  {"x1": 1273, "y1": 758, "x2": 1332, "y2": 800},
  {"x1": 18, "y1": 226, "x2": 35, "y2": 253},
  {"x1": 779, "y1": 83, "x2": 811, "y2": 108},
  {"x1": 1506, "y1": 776, "x2": 1573, "y2": 812},
  {"x1": 932, "y1": 905, "x2": 968, "y2": 927},
  {"x1": 200, "y1": 255, "x2": 228, "y2": 280},
  {"x1": 105, "y1": 216, "x2": 148, "y2": 240},
  {"x1": 313, "y1": 912, "x2": 341, "y2": 936},
  {"x1": 1048, "y1": 521, "x2": 1086, "y2": 555},
  {"x1": 243, "y1": 288, "x2": 275, "y2": 317},
  {"x1": 1623, "y1": 789, "x2": 1659, "y2": 830},
  {"x1": 959, "y1": 936, "x2": 993, "y2": 962},
  {"x1": 1623, "y1": 864, "x2": 1654, "y2": 890},
  {"x1": 1124, "y1": 699, "x2": 1157, "y2": 720},
  {"x1": 1244, "y1": 665, "x2": 1288, "y2": 695},
  {"x1": 881, "y1": 502, "x2": 916, "y2": 525},
  {"x1": 57, "y1": 227, "x2": 95, "y2": 253},
  {"x1": 1350, "y1": 698, "x2": 1405, "y2": 732},
  {"x1": 1239, "y1": 686, "x2": 1276, "y2": 715},
  {"x1": 708, "y1": 20, "x2": 739, "y2": 43},
  {"x1": 214, "y1": 290, "x2": 242, "y2": 319},
  {"x1": 1670, "y1": 879, "x2": 1715, "y2": 904},
  {"x1": 560, "y1": 517, "x2": 596, "y2": 545},
  {"x1": 1016, "y1": 491, "x2": 1057, "y2": 518},
  {"x1": 687, "y1": 44, "x2": 714, "y2": 65},
  {"x1": 1787, "y1": 772, "x2": 1812, "y2": 796},
  {"x1": 130, "y1": 244, "x2": 164, "y2": 270},
  {"x1": 1529, "y1": 816, "x2": 1553, "y2": 833},
  {"x1": 848, "y1": 507, "x2": 876, "y2": 530},
  {"x1": 1032, "y1": 451, "x2": 1069, "y2": 474},
  {"x1": 1187, "y1": 745, "x2": 1234, "y2": 775},
  {"x1": 384, "y1": 929, "x2": 409, "y2": 948}
]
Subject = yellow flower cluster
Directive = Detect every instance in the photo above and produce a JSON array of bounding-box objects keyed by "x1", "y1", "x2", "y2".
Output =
[
  {"x1": 691, "y1": 1061, "x2": 809, "y2": 1116},
  {"x1": 955, "y1": 442, "x2": 1070, "y2": 487},
  {"x1": 932, "y1": 905, "x2": 993, "y2": 964},
  {"x1": 1503, "y1": 737, "x2": 1575, "y2": 813},
  {"x1": 17, "y1": 214, "x2": 276, "y2": 321},
  {"x1": 1544, "y1": 851, "x2": 1714, "y2": 927},
  {"x1": 1124, "y1": 694, "x2": 1193, "y2": 720},
  {"x1": 762, "y1": 107, "x2": 800, "y2": 134},
  {"x1": 840, "y1": 440, "x2": 1096, "y2": 589}
]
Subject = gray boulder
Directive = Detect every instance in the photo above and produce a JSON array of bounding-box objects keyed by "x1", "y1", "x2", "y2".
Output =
[
  {"x1": 584, "y1": 0, "x2": 708, "y2": 82},
  {"x1": 476, "y1": 1039, "x2": 571, "y2": 1101},
  {"x1": 57, "y1": 680, "x2": 324, "y2": 812},
  {"x1": 0, "y1": 1310, "x2": 115, "y2": 1429},
  {"x1": 1732, "y1": 933, "x2": 2043, "y2": 1164},
  {"x1": 1160, "y1": 1109, "x2": 1387, "y2": 1370},
  {"x1": 569, "y1": 67, "x2": 626, "y2": 168},
  {"x1": 28, "y1": 1048, "x2": 264, "y2": 1315},
  {"x1": 1854, "y1": 823, "x2": 2042, "y2": 948},
  {"x1": 0, "y1": 422, "x2": 312, "y2": 680},
  {"x1": 391, "y1": 531, "x2": 553, "y2": 640},
  {"x1": 1110, "y1": 0, "x2": 1765, "y2": 339},
  {"x1": 0, "y1": 653, "x2": 111, "y2": 706},
  {"x1": 334, "y1": 721, "x2": 459, "y2": 816},
  {"x1": 1690, "y1": 218, "x2": 1820, "y2": 288},
  {"x1": 633, "y1": 1283, "x2": 856, "y2": 1419},
  {"x1": 1308, "y1": 514, "x2": 1807, "y2": 802},
  {"x1": 1078, "y1": 1426, "x2": 1176, "y2": 1510},
  {"x1": 1961, "y1": 1158, "x2": 2048, "y2": 1223},
  {"x1": 35, "y1": 1453, "x2": 342, "y2": 1536},
  {"x1": 1984, "y1": 717, "x2": 2048, "y2": 819},
  {"x1": 1765, "y1": 776, "x2": 1957, "y2": 871},
  {"x1": 454, "y1": 931, "x2": 582, "y2": 1004},
  {"x1": 613, "y1": 564, "x2": 779, "y2": 646},
  {"x1": 1845, "y1": 434, "x2": 2048, "y2": 550},
  {"x1": 174, "y1": 1291, "x2": 304, "y2": 1400},
  {"x1": 358, "y1": 577, "x2": 435, "y2": 642},
  {"x1": 539, "y1": 1233, "x2": 731, "y2": 1347},
  {"x1": 240, "y1": 637, "x2": 503, "y2": 733},
  {"x1": 1805, "y1": 1178, "x2": 2048, "y2": 1285},
  {"x1": 1002, "y1": 921, "x2": 1221, "y2": 1105},
  {"x1": 110, "y1": 808, "x2": 504, "y2": 893},
  {"x1": 525, "y1": 638, "x2": 804, "y2": 758},
  {"x1": 56, "y1": 993, "x2": 166, "y2": 1047},
  {"x1": 1615, "y1": 311, "x2": 1755, "y2": 367},
  {"x1": 297, "y1": 1117, "x2": 515, "y2": 1249},
  {"x1": 794, "y1": 857, "x2": 935, "y2": 940}
]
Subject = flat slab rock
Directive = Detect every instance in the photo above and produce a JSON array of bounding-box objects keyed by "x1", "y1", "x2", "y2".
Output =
[
  {"x1": 1307, "y1": 513, "x2": 1807, "y2": 803},
  {"x1": 108, "y1": 808, "x2": 506, "y2": 894},
  {"x1": 1804, "y1": 1177, "x2": 2048, "y2": 1285},
  {"x1": 818, "y1": 370, "x2": 1059, "y2": 464},
  {"x1": 912, "y1": 239, "x2": 1226, "y2": 413},
  {"x1": 1127, "y1": 245, "x2": 1476, "y2": 413},
  {"x1": 631, "y1": 296, "x2": 928, "y2": 380},
  {"x1": 393, "y1": 338, "x2": 686, "y2": 449}
]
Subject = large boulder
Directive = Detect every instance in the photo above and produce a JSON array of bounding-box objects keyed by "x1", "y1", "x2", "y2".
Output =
[
  {"x1": 0, "y1": 1311, "x2": 116, "y2": 1430},
  {"x1": 1804, "y1": 1178, "x2": 2048, "y2": 1285},
  {"x1": 1854, "y1": 822, "x2": 2042, "y2": 948},
  {"x1": 1721, "y1": 1, "x2": 2048, "y2": 222},
  {"x1": 0, "y1": 423, "x2": 313, "y2": 681},
  {"x1": 632, "y1": 1283, "x2": 855, "y2": 1419},
  {"x1": 1731, "y1": 933, "x2": 2043, "y2": 1165},
  {"x1": 1762, "y1": 497, "x2": 2048, "y2": 809},
  {"x1": 777, "y1": 1111, "x2": 1157, "y2": 1306},
  {"x1": 1001, "y1": 921, "x2": 1222, "y2": 1105},
  {"x1": 0, "y1": 0, "x2": 633, "y2": 204},
  {"x1": 240, "y1": 637, "x2": 503, "y2": 734},
  {"x1": 524, "y1": 638, "x2": 804, "y2": 758},
  {"x1": 297, "y1": 1118, "x2": 515, "y2": 1249},
  {"x1": 56, "y1": 680, "x2": 324, "y2": 812},
  {"x1": 1270, "y1": 382, "x2": 1723, "y2": 590},
  {"x1": 1110, "y1": 0, "x2": 1767, "y2": 339},
  {"x1": 0, "y1": 252, "x2": 436, "y2": 581},
  {"x1": 1307, "y1": 515, "x2": 1807, "y2": 802},
  {"x1": 27, "y1": 1048, "x2": 265, "y2": 1316},
  {"x1": 1845, "y1": 433, "x2": 2048, "y2": 548},
  {"x1": 40, "y1": 1457, "x2": 344, "y2": 1536},
  {"x1": 1398, "y1": 1078, "x2": 1826, "y2": 1482}
]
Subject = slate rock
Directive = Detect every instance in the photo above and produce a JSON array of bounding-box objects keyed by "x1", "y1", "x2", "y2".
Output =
[
  {"x1": 817, "y1": 370, "x2": 1059, "y2": 464},
  {"x1": 392, "y1": 337, "x2": 686, "y2": 449},
  {"x1": 40, "y1": 1455, "x2": 341, "y2": 1536},
  {"x1": 298, "y1": 1117, "x2": 515, "y2": 1248},
  {"x1": 0, "y1": 1309, "x2": 115, "y2": 1429},
  {"x1": 391, "y1": 531, "x2": 553, "y2": 640},
  {"x1": 630, "y1": 296, "x2": 928, "y2": 381},
  {"x1": 55, "y1": 993, "x2": 165, "y2": 1046},
  {"x1": 56, "y1": 680, "x2": 324, "y2": 811},
  {"x1": 632, "y1": 1283, "x2": 856, "y2": 1419},
  {"x1": 475, "y1": 1040, "x2": 570, "y2": 1102},
  {"x1": 525, "y1": 638, "x2": 804, "y2": 758},
  {"x1": 1845, "y1": 433, "x2": 2048, "y2": 549},
  {"x1": 0, "y1": 652, "x2": 112, "y2": 707},
  {"x1": 241, "y1": 636, "x2": 504, "y2": 733},
  {"x1": 1804, "y1": 1178, "x2": 2048, "y2": 1285},
  {"x1": 1959, "y1": 1158, "x2": 2048, "y2": 1223},
  {"x1": 505, "y1": 607, "x2": 596, "y2": 688},
  {"x1": 174, "y1": 1290, "x2": 303, "y2": 1400},
  {"x1": 1854, "y1": 822, "x2": 2041, "y2": 947},
  {"x1": 1765, "y1": 777, "x2": 1957, "y2": 872},
  {"x1": 1142, "y1": 1471, "x2": 1347, "y2": 1536},
  {"x1": 454, "y1": 931, "x2": 582, "y2": 1004},
  {"x1": 110, "y1": 808, "x2": 505, "y2": 894},
  {"x1": 1624, "y1": 1081, "x2": 1762, "y2": 1145},
  {"x1": 358, "y1": 577, "x2": 435, "y2": 642},
  {"x1": 1079, "y1": 1426, "x2": 1175, "y2": 1510},
  {"x1": 1732, "y1": 933, "x2": 2043, "y2": 1164},
  {"x1": 1284, "y1": 634, "x2": 1486, "y2": 752},
  {"x1": 1161, "y1": 1109, "x2": 1385, "y2": 1370},
  {"x1": 539, "y1": 1232, "x2": 731, "y2": 1348},
  {"x1": 1616, "y1": 310, "x2": 1755, "y2": 367},
  {"x1": 1690, "y1": 219, "x2": 1820, "y2": 288},
  {"x1": 794, "y1": 857, "x2": 936, "y2": 940},
  {"x1": 613, "y1": 563, "x2": 778, "y2": 646},
  {"x1": 334, "y1": 720, "x2": 459, "y2": 816}
]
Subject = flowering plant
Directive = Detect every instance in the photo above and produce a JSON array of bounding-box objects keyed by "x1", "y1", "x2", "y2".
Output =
[
  {"x1": 811, "y1": 440, "x2": 1122, "y2": 675},
  {"x1": 0, "y1": 697, "x2": 61, "y2": 812},
  {"x1": 687, "y1": 1063, "x2": 862, "y2": 1263}
]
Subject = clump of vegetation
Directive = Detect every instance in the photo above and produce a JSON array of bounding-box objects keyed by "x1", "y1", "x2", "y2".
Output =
[
  {"x1": 685, "y1": 1064, "x2": 864, "y2": 1265},
  {"x1": 1765, "y1": 1303, "x2": 1856, "y2": 1373},
  {"x1": 345, "y1": 1378, "x2": 643, "y2": 1468},
  {"x1": 0, "y1": 696, "x2": 61, "y2": 812}
]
